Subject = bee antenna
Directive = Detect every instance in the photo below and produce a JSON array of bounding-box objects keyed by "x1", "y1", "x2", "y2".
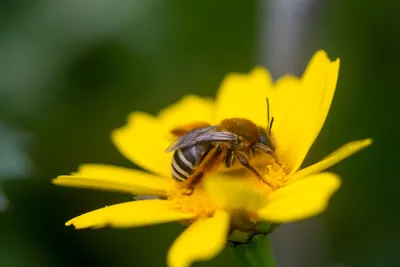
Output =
[
  {"x1": 266, "y1": 97, "x2": 271, "y2": 125},
  {"x1": 269, "y1": 117, "x2": 274, "y2": 135}
]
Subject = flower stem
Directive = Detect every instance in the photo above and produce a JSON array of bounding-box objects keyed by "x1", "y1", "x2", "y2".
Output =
[{"x1": 232, "y1": 235, "x2": 277, "y2": 267}]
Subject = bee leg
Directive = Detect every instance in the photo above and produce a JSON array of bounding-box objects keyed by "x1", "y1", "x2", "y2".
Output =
[
  {"x1": 185, "y1": 147, "x2": 223, "y2": 189},
  {"x1": 225, "y1": 149, "x2": 235, "y2": 168},
  {"x1": 182, "y1": 187, "x2": 194, "y2": 196},
  {"x1": 233, "y1": 151, "x2": 273, "y2": 187},
  {"x1": 253, "y1": 143, "x2": 283, "y2": 165},
  {"x1": 253, "y1": 143, "x2": 274, "y2": 156}
]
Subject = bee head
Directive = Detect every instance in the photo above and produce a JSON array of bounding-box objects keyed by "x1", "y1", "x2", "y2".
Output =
[{"x1": 257, "y1": 127, "x2": 275, "y2": 152}]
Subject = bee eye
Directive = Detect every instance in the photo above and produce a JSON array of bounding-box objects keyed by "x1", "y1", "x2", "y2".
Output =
[{"x1": 260, "y1": 135, "x2": 267, "y2": 145}]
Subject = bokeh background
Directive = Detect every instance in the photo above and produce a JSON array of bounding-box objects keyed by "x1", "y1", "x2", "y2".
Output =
[{"x1": 0, "y1": 1, "x2": 398, "y2": 267}]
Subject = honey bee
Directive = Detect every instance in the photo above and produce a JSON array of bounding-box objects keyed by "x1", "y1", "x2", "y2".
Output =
[{"x1": 166, "y1": 99, "x2": 276, "y2": 189}]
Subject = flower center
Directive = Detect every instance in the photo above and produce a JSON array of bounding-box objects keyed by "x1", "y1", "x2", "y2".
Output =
[
  {"x1": 168, "y1": 185, "x2": 217, "y2": 221},
  {"x1": 167, "y1": 158, "x2": 287, "y2": 221},
  {"x1": 259, "y1": 161, "x2": 288, "y2": 191}
]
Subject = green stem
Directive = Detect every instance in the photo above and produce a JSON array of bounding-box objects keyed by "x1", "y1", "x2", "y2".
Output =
[{"x1": 232, "y1": 235, "x2": 277, "y2": 267}]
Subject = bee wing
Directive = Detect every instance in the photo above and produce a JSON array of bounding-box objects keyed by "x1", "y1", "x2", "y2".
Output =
[
  {"x1": 165, "y1": 126, "x2": 237, "y2": 153},
  {"x1": 194, "y1": 131, "x2": 237, "y2": 143},
  {"x1": 166, "y1": 127, "x2": 217, "y2": 153}
]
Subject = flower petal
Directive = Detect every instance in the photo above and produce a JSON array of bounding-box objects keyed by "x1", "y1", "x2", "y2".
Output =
[
  {"x1": 268, "y1": 75, "x2": 301, "y2": 124},
  {"x1": 112, "y1": 111, "x2": 173, "y2": 177},
  {"x1": 258, "y1": 172, "x2": 341, "y2": 223},
  {"x1": 158, "y1": 95, "x2": 216, "y2": 130},
  {"x1": 167, "y1": 210, "x2": 230, "y2": 267},
  {"x1": 287, "y1": 138, "x2": 372, "y2": 183},
  {"x1": 52, "y1": 164, "x2": 172, "y2": 197},
  {"x1": 216, "y1": 67, "x2": 273, "y2": 127},
  {"x1": 272, "y1": 50, "x2": 340, "y2": 172},
  {"x1": 66, "y1": 199, "x2": 194, "y2": 229},
  {"x1": 203, "y1": 175, "x2": 268, "y2": 211}
]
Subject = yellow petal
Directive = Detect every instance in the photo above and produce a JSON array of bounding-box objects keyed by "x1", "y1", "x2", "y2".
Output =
[
  {"x1": 66, "y1": 200, "x2": 194, "y2": 229},
  {"x1": 203, "y1": 175, "x2": 268, "y2": 211},
  {"x1": 112, "y1": 111, "x2": 173, "y2": 177},
  {"x1": 52, "y1": 164, "x2": 172, "y2": 197},
  {"x1": 272, "y1": 50, "x2": 340, "y2": 172},
  {"x1": 314, "y1": 56, "x2": 340, "y2": 132},
  {"x1": 158, "y1": 95, "x2": 216, "y2": 130},
  {"x1": 258, "y1": 172, "x2": 341, "y2": 223},
  {"x1": 287, "y1": 138, "x2": 372, "y2": 183},
  {"x1": 268, "y1": 75, "x2": 301, "y2": 125},
  {"x1": 167, "y1": 210, "x2": 230, "y2": 267},
  {"x1": 216, "y1": 67, "x2": 273, "y2": 127}
]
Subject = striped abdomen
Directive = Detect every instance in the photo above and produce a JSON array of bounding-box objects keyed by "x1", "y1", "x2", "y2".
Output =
[{"x1": 172, "y1": 144, "x2": 211, "y2": 182}]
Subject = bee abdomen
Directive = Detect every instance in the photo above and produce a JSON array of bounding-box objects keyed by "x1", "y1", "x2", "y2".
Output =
[{"x1": 172, "y1": 145, "x2": 207, "y2": 182}]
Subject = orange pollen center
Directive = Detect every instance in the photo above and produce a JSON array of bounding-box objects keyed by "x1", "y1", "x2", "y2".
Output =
[
  {"x1": 167, "y1": 159, "x2": 288, "y2": 221},
  {"x1": 168, "y1": 186, "x2": 216, "y2": 220}
]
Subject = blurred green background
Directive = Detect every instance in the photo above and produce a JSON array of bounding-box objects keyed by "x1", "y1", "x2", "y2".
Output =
[{"x1": 0, "y1": 1, "x2": 398, "y2": 267}]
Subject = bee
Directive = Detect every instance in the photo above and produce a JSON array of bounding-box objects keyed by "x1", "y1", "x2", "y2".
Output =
[{"x1": 166, "y1": 99, "x2": 276, "y2": 189}]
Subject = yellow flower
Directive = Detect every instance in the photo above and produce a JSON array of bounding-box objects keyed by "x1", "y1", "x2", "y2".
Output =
[{"x1": 53, "y1": 50, "x2": 371, "y2": 267}]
